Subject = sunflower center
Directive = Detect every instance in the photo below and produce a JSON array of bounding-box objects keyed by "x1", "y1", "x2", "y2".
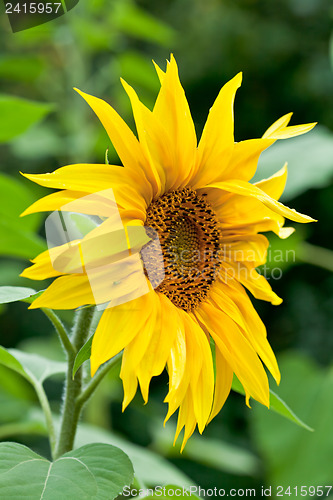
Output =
[{"x1": 144, "y1": 188, "x2": 221, "y2": 311}]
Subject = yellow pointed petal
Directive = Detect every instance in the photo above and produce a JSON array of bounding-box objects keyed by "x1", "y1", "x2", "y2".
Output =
[
  {"x1": 136, "y1": 294, "x2": 179, "y2": 402},
  {"x1": 195, "y1": 302, "x2": 270, "y2": 407},
  {"x1": 262, "y1": 112, "x2": 293, "y2": 138},
  {"x1": 207, "y1": 178, "x2": 316, "y2": 223},
  {"x1": 221, "y1": 233, "x2": 269, "y2": 266},
  {"x1": 121, "y1": 78, "x2": 168, "y2": 194},
  {"x1": 74, "y1": 87, "x2": 157, "y2": 193},
  {"x1": 211, "y1": 280, "x2": 280, "y2": 384},
  {"x1": 120, "y1": 360, "x2": 138, "y2": 411},
  {"x1": 265, "y1": 122, "x2": 317, "y2": 140},
  {"x1": 21, "y1": 164, "x2": 150, "y2": 217},
  {"x1": 90, "y1": 290, "x2": 156, "y2": 376},
  {"x1": 153, "y1": 55, "x2": 197, "y2": 187},
  {"x1": 152, "y1": 60, "x2": 165, "y2": 83},
  {"x1": 220, "y1": 260, "x2": 282, "y2": 305},
  {"x1": 254, "y1": 164, "x2": 288, "y2": 199},
  {"x1": 223, "y1": 138, "x2": 274, "y2": 182},
  {"x1": 28, "y1": 274, "x2": 94, "y2": 310},
  {"x1": 21, "y1": 248, "x2": 62, "y2": 280},
  {"x1": 208, "y1": 347, "x2": 233, "y2": 424},
  {"x1": 192, "y1": 72, "x2": 242, "y2": 189},
  {"x1": 181, "y1": 311, "x2": 214, "y2": 433},
  {"x1": 120, "y1": 293, "x2": 159, "y2": 403},
  {"x1": 21, "y1": 190, "x2": 115, "y2": 218}
]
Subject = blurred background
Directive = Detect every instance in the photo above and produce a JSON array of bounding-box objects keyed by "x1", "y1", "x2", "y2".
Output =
[{"x1": 0, "y1": 0, "x2": 333, "y2": 497}]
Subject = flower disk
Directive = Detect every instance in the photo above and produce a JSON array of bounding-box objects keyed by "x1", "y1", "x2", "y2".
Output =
[
  {"x1": 145, "y1": 188, "x2": 221, "y2": 311},
  {"x1": 21, "y1": 55, "x2": 317, "y2": 450}
]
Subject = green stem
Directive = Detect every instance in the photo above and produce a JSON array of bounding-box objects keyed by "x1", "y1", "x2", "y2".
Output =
[
  {"x1": 76, "y1": 353, "x2": 122, "y2": 410},
  {"x1": 41, "y1": 308, "x2": 75, "y2": 357},
  {"x1": 54, "y1": 306, "x2": 95, "y2": 459},
  {"x1": 297, "y1": 242, "x2": 333, "y2": 272},
  {"x1": 34, "y1": 381, "x2": 57, "y2": 459}
]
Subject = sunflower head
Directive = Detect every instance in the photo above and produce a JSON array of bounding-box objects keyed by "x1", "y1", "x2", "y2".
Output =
[{"x1": 21, "y1": 55, "x2": 316, "y2": 449}]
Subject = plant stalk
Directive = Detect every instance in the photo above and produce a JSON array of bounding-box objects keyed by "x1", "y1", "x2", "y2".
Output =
[
  {"x1": 41, "y1": 308, "x2": 75, "y2": 357},
  {"x1": 53, "y1": 306, "x2": 95, "y2": 459},
  {"x1": 76, "y1": 353, "x2": 122, "y2": 410}
]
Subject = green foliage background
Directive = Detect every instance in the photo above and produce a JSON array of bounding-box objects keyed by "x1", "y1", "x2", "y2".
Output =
[{"x1": 0, "y1": 0, "x2": 333, "y2": 497}]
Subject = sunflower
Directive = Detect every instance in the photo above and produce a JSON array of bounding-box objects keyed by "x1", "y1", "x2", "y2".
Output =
[{"x1": 21, "y1": 55, "x2": 316, "y2": 449}]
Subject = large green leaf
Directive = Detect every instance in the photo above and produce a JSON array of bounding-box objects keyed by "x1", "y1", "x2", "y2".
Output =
[
  {"x1": 256, "y1": 126, "x2": 333, "y2": 200},
  {"x1": 0, "y1": 94, "x2": 53, "y2": 143},
  {"x1": 0, "y1": 442, "x2": 133, "y2": 500},
  {"x1": 75, "y1": 423, "x2": 193, "y2": 488},
  {"x1": 231, "y1": 375, "x2": 313, "y2": 431},
  {"x1": 0, "y1": 286, "x2": 37, "y2": 304},
  {"x1": 250, "y1": 352, "x2": 333, "y2": 489},
  {"x1": 0, "y1": 346, "x2": 66, "y2": 385}
]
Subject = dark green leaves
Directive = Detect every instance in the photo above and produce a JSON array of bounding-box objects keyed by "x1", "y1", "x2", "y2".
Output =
[{"x1": 0, "y1": 442, "x2": 134, "y2": 500}]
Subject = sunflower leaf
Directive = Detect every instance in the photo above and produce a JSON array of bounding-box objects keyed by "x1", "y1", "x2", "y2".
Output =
[
  {"x1": 72, "y1": 334, "x2": 93, "y2": 378},
  {"x1": 0, "y1": 286, "x2": 37, "y2": 304},
  {"x1": 75, "y1": 422, "x2": 194, "y2": 489},
  {"x1": 0, "y1": 442, "x2": 134, "y2": 500},
  {"x1": 0, "y1": 346, "x2": 66, "y2": 385},
  {"x1": 231, "y1": 375, "x2": 313, "y2": 431}
]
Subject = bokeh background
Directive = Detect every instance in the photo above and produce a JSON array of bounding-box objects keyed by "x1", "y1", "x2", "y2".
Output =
[{"x1": 0, "y1": 0, "x2": 333, "y2": 497}]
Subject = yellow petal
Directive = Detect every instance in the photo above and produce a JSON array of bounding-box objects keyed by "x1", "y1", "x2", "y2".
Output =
[
  {"x1": 120, "y1": 292, "x2": 159, "y2": 403},
  {"x1": 223, "y1": 138, "x2": 275, "y2": 182},
  {"x1": 29, "y1": 274, "x2": 94, "y2": 309},
  {"x1": 21, "y1": 164, "x2": 150, "y2": 217},
  {"x1": 191, "y1": 72, "x2": 242, "y2": 189},
  {"x1": 219, "y1": 260, "x2": 282, "y2": 305},
  {"x1": 121, "y1": 79, "x2": 168, "y2": 194},
  {"x1": 174, "y1": 390, "x2": 197, "y2": 451},
  {"x1": 264, "y1": 122, "x2": 317, "y2": 140},
  {"x1": 153, "y1": 55, "x2": 197, "y2": 187},
  {"x1": 74, "y1": 87, "x2": 158, "y2": 194},
  {"x1": 90, "y1": 290, "x2": 156, "y2": 376},
  {"x1": 208, "y1": 346, "x2": 233, "y2": 424},
  {"x1": 21, "y1": 188, "x2": 140, "y2": 220},
  {"x1": 152, "y1": 60, "x2": 165, "y2": 83},
  {"x1": 136, "y1": 294, "x2": 179, "y2": 402},
  {"x1": 195, "y1": 301, "x2": 270, "y2": 407},
  {"x1": 207, "y1": 178, "x2": 316, "y2": 223},
  {"x1": 182, "y1": 312, "x2": 214, "y2": 433},
  {"x1": 254, "y1": 164, "x2": 288, "y2": 199},
  {"x1": 21, "y1": 248, "x2": 62, "y2": 280},
  {"x1": 211, "y1": 280, "x2": 280, "y2": 384},
  {"x1": 221, "y1": 234, "x2": 269, "y2": 266},
  {"x1": 262, "y1": 112, "x2": 293, "y2": 138}
]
